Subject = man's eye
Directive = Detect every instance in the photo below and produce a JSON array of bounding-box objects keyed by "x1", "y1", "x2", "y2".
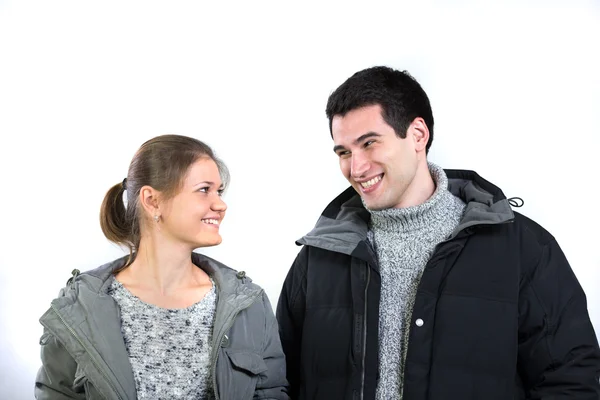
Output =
[
  {"x1": 337, "y1": 150, "x2": 351, "y2": 158},
  {"x1": 364, "y1": 140, "x2": 375, "y2": 147}
]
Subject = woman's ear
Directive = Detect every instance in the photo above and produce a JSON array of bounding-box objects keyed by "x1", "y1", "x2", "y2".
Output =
[{"x1": 139, "y1": 185, "x2": 162, "y2": 221}]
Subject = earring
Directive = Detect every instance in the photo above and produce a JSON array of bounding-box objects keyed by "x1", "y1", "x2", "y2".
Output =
[{"x1": 154, "y1": 215, "x2": 160, "y2": 223}]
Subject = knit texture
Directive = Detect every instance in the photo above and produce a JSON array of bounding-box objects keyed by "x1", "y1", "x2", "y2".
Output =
[
  {"x1": 108, "y1": 277, "x2": 217, "y2": 400},
  {"x1": 369, "y1": 163, "x2": 466, "y2": 399}
]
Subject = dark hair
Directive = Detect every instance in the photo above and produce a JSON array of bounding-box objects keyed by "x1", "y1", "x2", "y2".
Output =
[
  {"x1": 99, "y1": 134, "x2": 229, "y2": 267},
  {"x1": 326, "y1": 66, "x2": 434, "y2": 153}
]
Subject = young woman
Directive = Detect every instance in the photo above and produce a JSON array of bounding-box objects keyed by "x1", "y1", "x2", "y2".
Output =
[{"x1": 35, "y1": 135, "x2": 289, "y2": 400}]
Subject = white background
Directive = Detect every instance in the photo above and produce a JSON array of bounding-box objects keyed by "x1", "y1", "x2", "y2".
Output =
[{"x1": 1, "y1": 1, "x2": 598, "y2": 398}]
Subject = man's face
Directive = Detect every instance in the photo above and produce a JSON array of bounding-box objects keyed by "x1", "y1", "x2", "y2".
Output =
[{"x1": 332, "y1": 104, "x2": 422, "y2": 210}]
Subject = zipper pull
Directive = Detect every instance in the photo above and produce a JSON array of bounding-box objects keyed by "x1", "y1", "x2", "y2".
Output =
[
  {"x1": 66, "y1": 269, "x2": 81, "y2": 286},
  {"x1": 236, "y1": 270, "x2": 246, "y2": 284}
]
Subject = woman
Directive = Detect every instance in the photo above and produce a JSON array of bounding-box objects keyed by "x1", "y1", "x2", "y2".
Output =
[{"x1": 35, "y1": 135, "x2": 289, "y2": 400}]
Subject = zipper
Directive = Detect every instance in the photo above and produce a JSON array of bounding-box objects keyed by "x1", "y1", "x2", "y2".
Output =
[
  {"x1": 360, "y1": 266, "x2": 371, "y2": 400},
  {"x1": 49, "y1": 304, "x2": 124, "y2": 400},
  {"x1": 210, "y1": 290, "x2": 263, "y2": 400}
]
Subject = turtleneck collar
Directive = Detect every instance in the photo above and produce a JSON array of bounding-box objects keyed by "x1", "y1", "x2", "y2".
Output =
[{"x1": 366, "y1": 162, "x2": 460, "y2": 232}]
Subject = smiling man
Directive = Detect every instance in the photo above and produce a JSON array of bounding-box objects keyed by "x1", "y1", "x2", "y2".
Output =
[{"x1": 276, "y1": 66, "x2": 600, "y2": 400}]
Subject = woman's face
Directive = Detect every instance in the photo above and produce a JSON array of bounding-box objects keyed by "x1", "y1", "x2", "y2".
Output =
[{"x1": 159, "y1": 158, "x2": 227, "y2": 249}]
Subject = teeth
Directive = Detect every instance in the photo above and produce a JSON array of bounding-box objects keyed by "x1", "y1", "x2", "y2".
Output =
[
  {"x1": 202, "y1": 219, "x2": 219, "y2": 225},
  {"x1": 360, "y1": 175, "x2": 382, "y2": 188}
]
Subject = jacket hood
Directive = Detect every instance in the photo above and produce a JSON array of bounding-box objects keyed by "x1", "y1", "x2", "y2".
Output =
[{"x1": 297, "y1": 169, "x2": 515, "y2": 257}]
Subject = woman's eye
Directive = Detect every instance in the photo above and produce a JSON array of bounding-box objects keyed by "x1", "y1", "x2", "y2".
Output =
[
  {"x1": 198, "y1": 187, "x2": 209, "y2": 193},
  {"x1": 217, "y1": 189, "x2": 225, "y2": 197}
]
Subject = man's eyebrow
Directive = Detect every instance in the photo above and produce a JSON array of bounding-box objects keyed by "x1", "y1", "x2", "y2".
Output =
[
  {"x1": 333, "y1": 144, "x2": 346, "y2": 153},
  {"x1": 333, "y1": 132, "x2": 382, "y2": 153}
]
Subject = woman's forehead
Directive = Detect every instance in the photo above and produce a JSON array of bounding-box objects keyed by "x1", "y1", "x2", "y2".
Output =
[{"x1": 184, "y1": 158, "x2": 222, "y2": 185}]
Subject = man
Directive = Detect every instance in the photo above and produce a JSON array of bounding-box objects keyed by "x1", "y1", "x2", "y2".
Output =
[{"x1": 276, "y1": 66, "x2": 600, "y2": 399}]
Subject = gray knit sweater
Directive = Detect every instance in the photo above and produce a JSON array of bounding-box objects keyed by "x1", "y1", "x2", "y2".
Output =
[
  {"x1": 108, "y1": 277, "x2": 217, "y2": 400},
  {"x1": 368, "y1": 163, "x2": 466, "y2": 400}
]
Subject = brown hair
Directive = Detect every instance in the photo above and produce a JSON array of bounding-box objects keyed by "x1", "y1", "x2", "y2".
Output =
[{"x1": 99, "y1": 134, "x2": 229, "y2": 268}]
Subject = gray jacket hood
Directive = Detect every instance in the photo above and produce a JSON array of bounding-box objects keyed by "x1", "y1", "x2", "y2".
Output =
[{"x1": 298, "y1": 169, "x2": 516, "y2": 257}]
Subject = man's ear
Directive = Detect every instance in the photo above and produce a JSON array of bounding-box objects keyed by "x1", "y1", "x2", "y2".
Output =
[{"x1": 409, "y1": 117, "x2": 430, "y2": 152}]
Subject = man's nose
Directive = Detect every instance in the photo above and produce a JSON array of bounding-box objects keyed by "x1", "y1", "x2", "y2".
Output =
[{"x1": 350, "y1": 152, "x2": 369, "y2": 178}]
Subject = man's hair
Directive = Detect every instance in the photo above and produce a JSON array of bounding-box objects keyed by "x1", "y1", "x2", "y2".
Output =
[{"x1": 326, "y1": 66, "x2": 434, "y2": 153}]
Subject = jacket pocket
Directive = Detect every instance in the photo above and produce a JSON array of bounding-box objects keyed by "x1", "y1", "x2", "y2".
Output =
[
  {"x1": 74, "y1": 365, "x2": 105, "y2": 400},
  {"x1": 73, "y1": 364, "x2": 87, "y2": 393},
  {"x1": 221, "y1": 349, "x2": 267, "y2": 399},
  {"x1": 227, "y1": 350, "x2": 268, "y2": 375}
]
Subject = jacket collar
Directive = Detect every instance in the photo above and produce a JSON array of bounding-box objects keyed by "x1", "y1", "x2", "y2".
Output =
[{"x1": 297, "y1": 168, "x2": 515, "y2": 258}]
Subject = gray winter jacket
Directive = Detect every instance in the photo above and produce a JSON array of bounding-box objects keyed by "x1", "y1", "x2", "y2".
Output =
[{"x1": 34, "y1": 253, "x2": 289, "y2": 400}]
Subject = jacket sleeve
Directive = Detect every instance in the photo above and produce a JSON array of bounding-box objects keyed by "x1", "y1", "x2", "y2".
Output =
[
  {"x1": 254, "y1": 292, "x2": 291, "y2": 400},
  {"x1": 35, "y1": 329, "x2": 86, "y2": 400},
  {"x1": 518, "y1": 237, "x2": 600, "y2": 398},
  {"x1": 276, "y1": 247, "x2": 308, "y2": 400}
]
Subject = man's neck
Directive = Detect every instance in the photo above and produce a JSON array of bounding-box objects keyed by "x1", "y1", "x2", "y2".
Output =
[{"x1": 393, "y1": 160, "x2": 435, "y2": 209}]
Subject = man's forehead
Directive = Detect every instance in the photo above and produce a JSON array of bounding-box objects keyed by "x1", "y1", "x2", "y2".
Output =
[{"x1": 332, "y1": 112, "x2": 389, "y2": 146}]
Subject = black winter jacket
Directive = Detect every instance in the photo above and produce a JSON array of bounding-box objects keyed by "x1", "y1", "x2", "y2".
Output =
[{"x1": 277, "y1": 169, "x2": 600, "y2": 399}]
